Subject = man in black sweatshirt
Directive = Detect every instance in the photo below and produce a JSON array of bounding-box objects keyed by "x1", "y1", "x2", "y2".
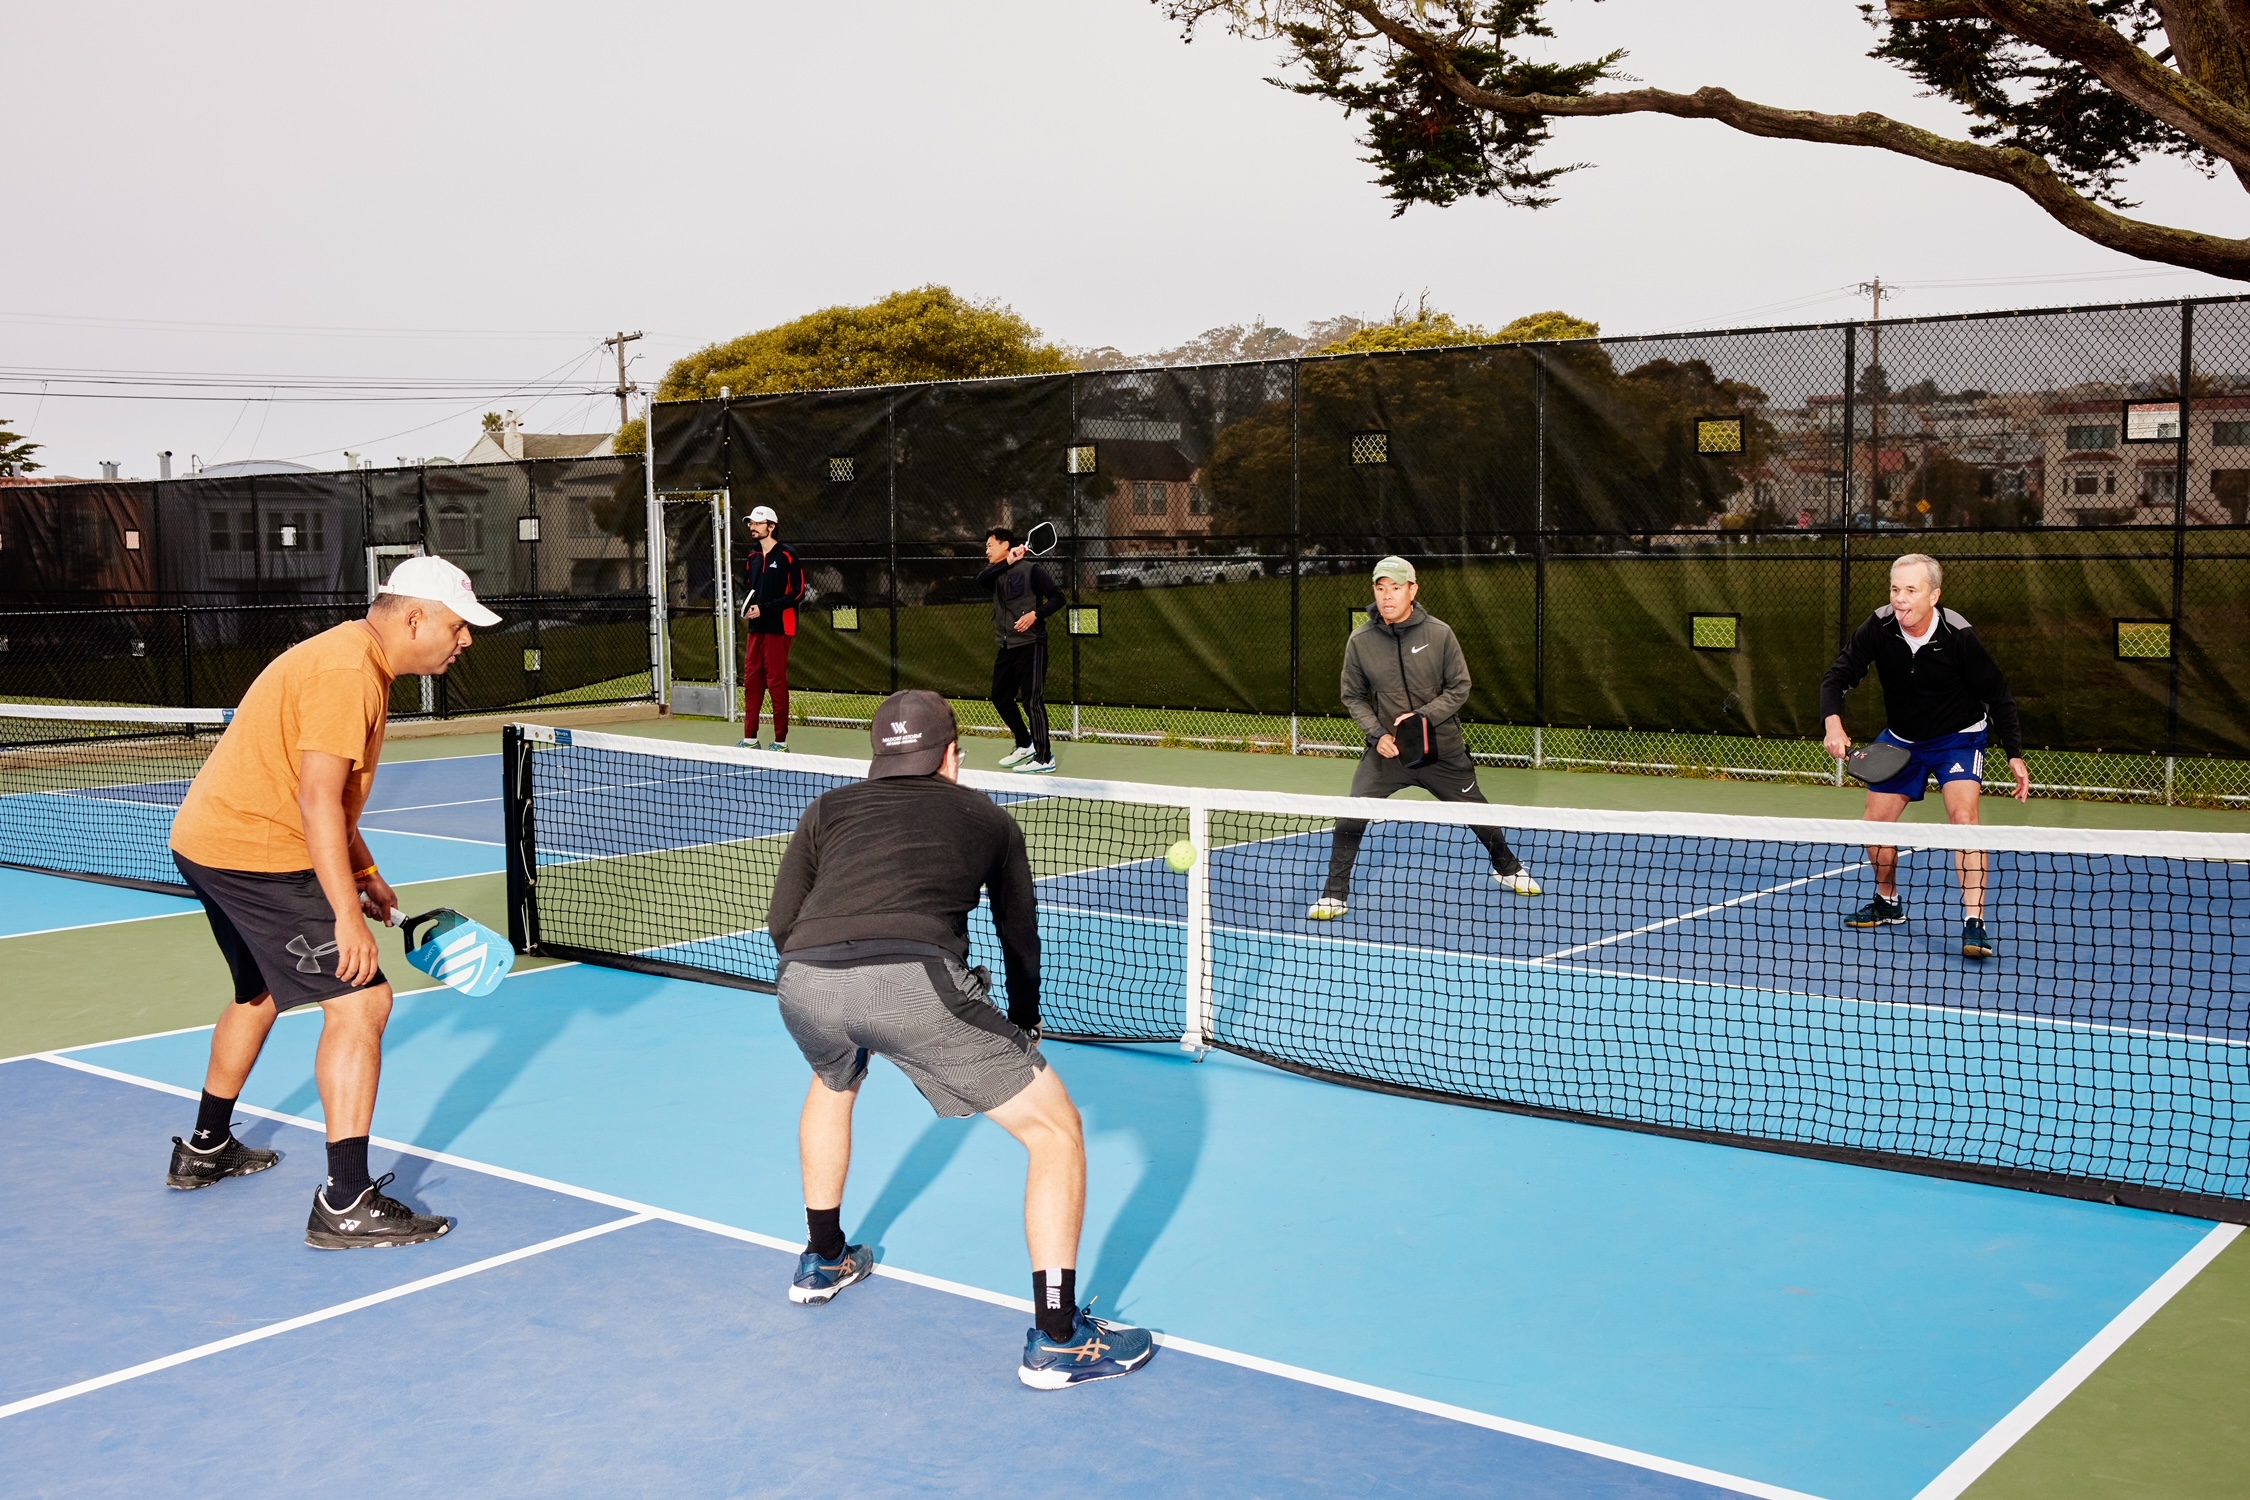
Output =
[
  {"x1": 1820, "y1": 552, "x2": 2030, "y2": 959},
  {"x1": 977, "y1": 527, "x2": 1067, "y2": 774},
  {"x1": 764, "y1": 689, "x2": 1153, "y2": 1390}
]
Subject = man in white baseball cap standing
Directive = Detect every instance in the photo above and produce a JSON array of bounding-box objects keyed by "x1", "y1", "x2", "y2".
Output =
[
  {"x1": 163, "y1": 554, "x2": 495, "y2": 1249},
  {"x1": 739, "y1": 504, "x2": 804, "y2": 751}
]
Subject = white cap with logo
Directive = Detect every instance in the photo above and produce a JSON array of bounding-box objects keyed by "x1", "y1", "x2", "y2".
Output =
[
  {"x1": 748, "y1": 505, "x2": 779, "y2": 524},
  {"x1": 379, "y1": 555, "x2": 501, "y2": 626}
]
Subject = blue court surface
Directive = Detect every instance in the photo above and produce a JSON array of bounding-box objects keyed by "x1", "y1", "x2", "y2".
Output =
[
  {"x1": 5, "y1": 958, "x2": 2227, "y2": 1500},
  {"x1": 4, "y1": 746, "x2": 2240, "y2": 1498}
]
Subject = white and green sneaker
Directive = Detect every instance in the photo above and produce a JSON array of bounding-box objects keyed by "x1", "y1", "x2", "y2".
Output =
[{"x1": 998, "y1": 745, "x2": 1037, "y2": 768}]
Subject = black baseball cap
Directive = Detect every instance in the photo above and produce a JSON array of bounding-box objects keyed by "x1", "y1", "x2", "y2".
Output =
[{"x1": 867, "y1": 689, "x2": 958, "y2": 779}]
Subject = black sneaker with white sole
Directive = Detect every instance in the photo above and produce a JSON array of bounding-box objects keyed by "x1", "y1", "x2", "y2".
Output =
[
  {"x1": 167, "y1": 1134, "x2": 281, "y2": 1190},
  {"x1": 305, "y1": 1173, "x2": 453, "y2": 1250}
]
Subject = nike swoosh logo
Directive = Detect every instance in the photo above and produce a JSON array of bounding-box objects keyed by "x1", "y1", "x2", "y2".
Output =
[{"x1": 1411, "y1": 644, "x2": 1428, "y2": 653}]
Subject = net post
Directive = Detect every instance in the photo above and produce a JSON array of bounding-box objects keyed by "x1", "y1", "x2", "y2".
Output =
[
  {"x1": 1181, "y1": 797, "x2": 1212, "y2": 1054},
  {"x1": 502, "y1": 724, "x2": 541, "y2": 955}
]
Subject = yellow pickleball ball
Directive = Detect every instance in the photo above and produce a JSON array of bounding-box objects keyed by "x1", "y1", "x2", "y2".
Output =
[{"x1": 1166, "y1": 839, "x2": 1198, "y2": 873}]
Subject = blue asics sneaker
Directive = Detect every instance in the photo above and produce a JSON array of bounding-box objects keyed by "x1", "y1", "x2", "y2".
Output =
[
  {"x1": 789, "y1": 1244, "x2": 873, "y2": 1305},
  {"x1": 1019, "y1": 1308, "x2": 1155, "y2": 1389},
  {"x1": 1961, "y1": 917, "x2": 1995, "y2": 960}
]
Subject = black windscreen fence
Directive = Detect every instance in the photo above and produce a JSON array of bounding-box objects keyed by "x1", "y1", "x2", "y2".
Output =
[
  {"x1": 0, "y1": 456, "x2": 655, "y2": 718},
  {"x1": 10, "y1": 298, "x2": 2250, "y2": 769},
  {"x1": 652, "y1": 297, "x2": 2250, "y2": 769}
]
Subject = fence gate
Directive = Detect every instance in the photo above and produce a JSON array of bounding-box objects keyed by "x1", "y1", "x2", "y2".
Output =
[
  {"x1": 366, "y1": 543, "x2": 435, "y2": 716},
  {"x1": 658, "y1": 492, "x2": 735, "y2": 719}
]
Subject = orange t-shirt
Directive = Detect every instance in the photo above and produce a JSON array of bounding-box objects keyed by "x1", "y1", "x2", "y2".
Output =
[{"x1": 169, "y1": 621, "x2": 395, "y2": 872}]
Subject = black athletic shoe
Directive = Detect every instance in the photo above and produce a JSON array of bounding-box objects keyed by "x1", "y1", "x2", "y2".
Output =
[
  {"x1": 1844, "y1": 895, "x2": 1907, "y2": 929},
  {"x1": 167, "y1": 1134, "x2": 280, "y2": 1190},
  {"x1": 1961, "y1": 917, "x2": 1995, "y2": 960},
  {"x1": 305, "y1": 1173, "x2": 453, "y2": 1250}
]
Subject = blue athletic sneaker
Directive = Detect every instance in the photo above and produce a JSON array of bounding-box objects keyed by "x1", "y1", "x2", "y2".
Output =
[
  {"x1": 789, "y1": 1244, "x2": 873, "y2": 1305},
  {"x1": 1844, "y1": 894, "x2": 1906, "y2": 929},
  {"x1": 1019, "y1": 1308, "x2": 1155, "y2": 1389}
]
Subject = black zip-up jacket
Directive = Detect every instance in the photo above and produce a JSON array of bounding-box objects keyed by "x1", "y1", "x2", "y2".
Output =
[
  {"x1": 767, "y1": 775, "x2": 1041, "y2": 1025},
  {"x1": 1819, "y1": 605, "x2": 2024, "y2": 758},
  {"x1": 976, "y1": 556, "x2": 1066, "y2": 649},
  {"x1": 742, "y1": 541, "x2": 804, "y2": 637}
]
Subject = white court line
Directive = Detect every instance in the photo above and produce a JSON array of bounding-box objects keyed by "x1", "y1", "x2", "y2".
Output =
[
  {"x1": 32, "y1": 1050, "x2": 1815, "y2": 1499},
  {"x1": 0, "y1": 955, "x2": 583, "y2": 1069},
  {"x1": 361, "y1": 793, "x2": 501, "y2": 816},
  {"x1": 1909, "y1": 1220, "x2": 2243, "y2": 1500},
  {"x1": 0, "y1": 1211, "x2": 652, "y2": 1421},
  {"x1": 360, "y1": 827, "x2": 504, "y2": 850},
  {"x1": 1534, "y1": 860, "x2": 1870, "y2": 962},
  {"x1": 1, "y1": 905, "x2": 202, "y2": 937}
]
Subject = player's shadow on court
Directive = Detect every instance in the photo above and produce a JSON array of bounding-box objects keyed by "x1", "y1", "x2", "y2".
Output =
[
  {"x1": 852, "y1": 1042, "x2": 1207, "y2": 1315},
  {"x1": 267, "y1": 971, "x2": 652, "y2": 1202}
]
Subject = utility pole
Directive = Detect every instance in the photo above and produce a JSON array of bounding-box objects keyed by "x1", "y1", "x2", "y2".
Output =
[
  {"x1": 604, "y1": 331, "x2": 644, "y2": 428},
  {"x1": 1855, "y1": 278, "x2": 1889, "y2": 521}
]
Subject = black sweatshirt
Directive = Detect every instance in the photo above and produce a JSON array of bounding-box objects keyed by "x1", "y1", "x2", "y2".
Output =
[
  {"x1": 976, "y1": 557, "x2": 1066, "y2": 649},
  {"x1": 1819, "y1": 605, "x2": 2025, "y2": 758},
  {"x1": 766, "y1": 775, "x2": 1041, "y2": 1025}
]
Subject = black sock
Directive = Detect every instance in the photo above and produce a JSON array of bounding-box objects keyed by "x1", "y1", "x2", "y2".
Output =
[
  {"x1": 1034, "y1": 1268, "x2": 1077, "y2": 1342},
  {"x1": 805, "y1": 1206, "x2": 846, "y2": 1261},
  {"x1": 325, "y1": 1136, "x2": 372, "y2": 1207},
  {"x1": 189, "y1": 1090, "x2": 236, "y2": 1151}
]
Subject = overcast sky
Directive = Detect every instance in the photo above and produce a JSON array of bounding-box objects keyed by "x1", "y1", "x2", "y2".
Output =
[{"x1": 7, "y1": 0, "x2": 2246, "y2": 478}]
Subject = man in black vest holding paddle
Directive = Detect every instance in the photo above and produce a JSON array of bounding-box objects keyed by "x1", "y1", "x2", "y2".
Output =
[{"x1": 1310, "y1": 556, "x2": 1539, "y2": 920}]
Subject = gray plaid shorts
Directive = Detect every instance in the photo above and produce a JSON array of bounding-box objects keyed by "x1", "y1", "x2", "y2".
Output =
[{"x1": 775, "y1": 953, "x2": 1045, "y2": 1117}]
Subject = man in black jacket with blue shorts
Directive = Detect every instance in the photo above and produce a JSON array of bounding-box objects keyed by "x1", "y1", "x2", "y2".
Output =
[
  {"x1": 765, "y1": 689, "x2": 1153, "y2": 1389},
  {"x1": 1821, "y1": 552, "x2": 2030, "y2": 959}
]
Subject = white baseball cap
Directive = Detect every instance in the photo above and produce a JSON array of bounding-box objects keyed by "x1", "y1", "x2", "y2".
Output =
[
  {"x1": 748, "y1": 505, "x2": 779, "y2": 524},
  {"x1": 379, "y1": 554, "x2": 501, "y2": 626}
]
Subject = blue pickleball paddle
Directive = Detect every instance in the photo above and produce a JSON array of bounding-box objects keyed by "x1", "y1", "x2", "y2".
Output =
[{"x1": 387, "y1": 906, "x2": 515, "y2": 997}]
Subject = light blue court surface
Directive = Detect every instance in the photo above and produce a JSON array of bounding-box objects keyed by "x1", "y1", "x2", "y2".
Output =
[
  {"x1": 0, "y1": 866, "x2": 199, "y2": 936},
  {"x1": 38, "y1": 962, "x2": 2224, "y2": 1500}
]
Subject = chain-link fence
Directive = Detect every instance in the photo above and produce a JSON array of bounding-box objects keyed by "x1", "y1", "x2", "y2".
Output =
[
  {"x1": 0, "y1": 455, "x2": 656, "y2": 719},
  {"x1": 651, "y1": 296, "x2": 2250, "y2": 807},
  {"x1": 9, "y1": 299, "x2": 2250, "y2": 801}
]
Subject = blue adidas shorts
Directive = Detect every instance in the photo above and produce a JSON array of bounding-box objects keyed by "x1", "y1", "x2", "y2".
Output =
[{"x1": 1867, "y1": 726, "x2": 1988, "y2": 801}]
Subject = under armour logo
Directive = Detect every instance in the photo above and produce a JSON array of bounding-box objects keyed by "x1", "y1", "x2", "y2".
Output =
[{"x1": 286, "y1": 933, "x2": 339, "y2": 974}]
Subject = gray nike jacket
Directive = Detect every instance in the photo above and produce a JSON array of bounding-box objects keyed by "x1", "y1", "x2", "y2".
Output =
[{"x1": 1339, "y1": 602, "x2": 1474, "y2": 758}]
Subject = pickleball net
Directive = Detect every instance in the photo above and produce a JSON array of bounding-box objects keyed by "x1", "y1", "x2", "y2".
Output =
[
  {"x1": 0, "y1": 703, "x2": 232, "y2": 893},
  {"x1": 502, "y1": 723, "x2": 2250, "y2": 1220}
]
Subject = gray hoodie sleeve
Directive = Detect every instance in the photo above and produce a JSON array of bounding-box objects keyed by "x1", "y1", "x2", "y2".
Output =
[
  {"x1": 1340, "y1": 628, "x2": 1384, "y2": 739},
  {"x1": 1420, "y1": 623, "x2": 1473, "y2": 726}
]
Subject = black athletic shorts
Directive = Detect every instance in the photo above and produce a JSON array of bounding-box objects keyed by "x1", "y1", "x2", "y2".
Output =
[{"x1": 171, "y1": 850, "x2": 388, "y2": 1012}]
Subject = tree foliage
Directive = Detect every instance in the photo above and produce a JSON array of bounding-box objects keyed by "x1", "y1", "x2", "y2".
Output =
[
  {"x1": 1203, "y1": 340, "x2": 1769, "y2": 539},
  {"x1": 0, "y1": 418, "x2": 43, "y2": 477},
  {"x1": 1315, "y1": 300, "x2": 1599, "y2": 352},
  {"x1": 659, "y1": 286, "x2": 1076, "y2": 399},
  {"x1": 1162, "y1": 1, "x2": 2250, "y2": 278}
]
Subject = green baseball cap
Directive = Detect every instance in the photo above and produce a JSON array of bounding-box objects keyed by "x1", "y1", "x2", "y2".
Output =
[{"x1": 1371, "y1": 556, "x2": 1417, "y2": 585}]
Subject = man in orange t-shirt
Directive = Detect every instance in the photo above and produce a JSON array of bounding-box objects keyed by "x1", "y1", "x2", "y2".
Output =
[{"x1": 166, "y1": 555, "x2": 497, "y2": 1251}]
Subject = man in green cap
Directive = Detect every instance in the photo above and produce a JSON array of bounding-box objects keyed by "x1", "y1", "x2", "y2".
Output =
[{"x1": 1309, "y1": 555, "x2": 1540, "y2": 919}]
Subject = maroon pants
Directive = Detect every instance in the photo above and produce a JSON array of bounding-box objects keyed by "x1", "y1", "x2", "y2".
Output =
[{"x1": 743, "y1": 632, "x2": 791, "y2": 741}]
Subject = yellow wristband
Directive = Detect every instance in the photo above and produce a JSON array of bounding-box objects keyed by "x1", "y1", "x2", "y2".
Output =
[{"x1": 354, "y1": 864, "x2": 379, "y2": 879}]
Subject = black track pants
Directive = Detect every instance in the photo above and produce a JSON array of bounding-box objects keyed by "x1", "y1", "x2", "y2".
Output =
[
  {"x1": 1321, "y1": 744, "x2": 1520, "y2": 900},
  {"x1": 990, "y1": 641, "x2": 1050, "y2": 758}
]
